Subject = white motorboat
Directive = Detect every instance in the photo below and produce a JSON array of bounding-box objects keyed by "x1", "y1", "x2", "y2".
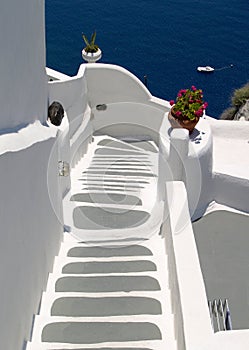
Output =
[{"x1": 197, "y1": 65, "x2": 215, "y2": 72}]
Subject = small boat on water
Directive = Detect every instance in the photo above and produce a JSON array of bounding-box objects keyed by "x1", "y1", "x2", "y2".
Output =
[{"x1": 197, "y1": 66, "x2": 215, "y2": 72}]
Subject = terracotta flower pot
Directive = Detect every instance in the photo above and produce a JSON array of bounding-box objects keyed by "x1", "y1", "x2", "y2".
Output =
[{"x1": 168, "y1": 108, "x2": 200, "y2": 134}]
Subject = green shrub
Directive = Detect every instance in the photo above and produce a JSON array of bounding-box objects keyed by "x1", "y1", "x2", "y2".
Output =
[
  {"x1": 220, "y1": 82, "x2": 249, "y2": 119},
  {"x1": 220, "y1": 107, "x2": 237, "y2": 120},
  {"x1": 231, "y1": 82, "x2": 249, "y2": 108}
]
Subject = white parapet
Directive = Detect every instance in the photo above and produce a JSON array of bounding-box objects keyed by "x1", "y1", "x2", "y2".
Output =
[{"x1": 163, "y1": 181, "x2": 213, "y2": 349}]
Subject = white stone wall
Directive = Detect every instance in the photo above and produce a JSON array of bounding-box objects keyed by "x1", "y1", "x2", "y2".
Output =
[{"x1": 0, "y1": 0, "x2": 47, "y2": 130}]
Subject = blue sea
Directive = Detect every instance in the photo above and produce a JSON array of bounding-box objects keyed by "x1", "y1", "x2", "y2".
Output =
[{"x1": 45, "y1": 0, "x2": 249, "y2": 119}]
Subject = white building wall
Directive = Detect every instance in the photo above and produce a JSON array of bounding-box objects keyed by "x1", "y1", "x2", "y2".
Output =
[
  {"x1": 0, "y1": 124, "x2": 63, "y2": 350},
  {"x1": 0, "y1": 2, "x2": 63, "y2": 348},
  {"x1": 0, "y1": 0, "x2": 47, "y2": 130}
]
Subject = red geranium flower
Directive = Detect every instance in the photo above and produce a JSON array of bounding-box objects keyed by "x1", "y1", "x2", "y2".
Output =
[{"x1": 169, "y1": 86, "x2": 207, "y2": 121}]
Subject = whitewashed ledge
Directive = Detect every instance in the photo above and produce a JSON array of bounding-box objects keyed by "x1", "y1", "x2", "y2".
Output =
[
  {"x1": 46, "y1": 67, "x2": 71, "y2": 81},
  {"x1": 206, "y1": 116, "x2": 249, "y2": 213},
  {"x1": 0, "y1": 120, "x2": 57, "y2": 155},
  {"x1": 207, "y1": 117, "x2": 249, "y2": 179},
  {"x1": 202, "y1": 329, "x2": 249, "y2": 350}
]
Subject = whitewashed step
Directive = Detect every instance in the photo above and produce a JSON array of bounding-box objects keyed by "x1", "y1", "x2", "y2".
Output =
[
  {"x1": 53, "y1": 244, "x2": 164, "y2": 263},
  {"x1": 39, "y1": 287, "x2": 172, "y2": 317},
  {"x1": 45, "y1": 272, "x2": 164, "y2": 295},
  {"x1": 52, "y1": 256, "x2": 159, "y2": 274},
  {"x1": 60, "y1": 260, "x2": 162, "y2": 275},
  {"x1": 94, "y1": 135, "x2": 152, "y2": 153},
  {"x1": 86, "y1": 164, "x2": 152, "y2": 169},
  {"x1": 30, "y1": 314, "x2": 175, "y2": 348},
  {"x1": 62, "y1": 205, "x2": 162, "y2": 241},
  {"x1": 60, "y1": 233, "x2": 164, "y2": 253}
]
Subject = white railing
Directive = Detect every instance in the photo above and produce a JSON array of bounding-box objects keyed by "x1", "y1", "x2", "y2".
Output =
[
  {"x1": 163, "y1": 209, "x2": 186, "y2": 350},
  {"x1": 208, "y1": 299, "x2": 232, "y2": 332}
]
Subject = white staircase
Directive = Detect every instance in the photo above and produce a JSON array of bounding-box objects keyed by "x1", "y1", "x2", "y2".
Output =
[{"x1": 27, "y1": 136, "x2": 177, "y2": 350}]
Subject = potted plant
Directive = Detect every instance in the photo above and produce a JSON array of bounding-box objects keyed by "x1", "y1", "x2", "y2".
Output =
[
  {"x1": 82, "y1": 30, "x2": 102, "y2": 63},
  {"x1": 168, "y1": 86, "x2": 208, "y2": 133}
]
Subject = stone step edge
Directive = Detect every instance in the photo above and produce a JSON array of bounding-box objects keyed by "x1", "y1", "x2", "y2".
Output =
[
  {"x1": 60, "y1": 233, "x2": 164, "y2": 250},
  {"x1": 93, "y1": 135, "x2": 152, "y2": 154},
  {"x1": 27, "y1": 337, "x2": 176, "y2": 350}
]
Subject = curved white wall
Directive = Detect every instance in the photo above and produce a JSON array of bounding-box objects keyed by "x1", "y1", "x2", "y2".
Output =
[
  {"x1": 159, "y1": 116, "x2": 214, "y2": 221},
  {"x1": 0, "y1": 0, "x2": 47, "y2": 130},
  {"x1": 48, "y1": 66, "x2": 88, "y2": 139},
  {"x1": 92, "y1": 102, "x2": 165, "y2": 142},
  {"x1": 47, "y1": 66, "x2": 93, "y2": 168},
  {"x1": 85, "y1": 63, "x2": 152, "y2": 107},
  {"x1": 184, "y1": 120, "x2": 213, "y2": 221}
]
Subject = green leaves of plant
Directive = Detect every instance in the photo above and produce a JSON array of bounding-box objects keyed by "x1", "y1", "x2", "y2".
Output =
[
  {"x1": 82, "y1": 30, "x2": 99, "y2": 53},
  {"x1": 82, "y1": 34, "x2": 90, "y2": 47},
  {"x1": 90, "y1": 31, "x2": 97, "y2": 46}
]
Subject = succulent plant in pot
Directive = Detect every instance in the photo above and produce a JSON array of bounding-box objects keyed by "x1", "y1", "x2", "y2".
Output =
[
  {"x1": 168, "y1": 86, "x2": 208, "y2": 133},
  {"x1": 82, "y1": 30, "x2": 102, "y2": 63}
]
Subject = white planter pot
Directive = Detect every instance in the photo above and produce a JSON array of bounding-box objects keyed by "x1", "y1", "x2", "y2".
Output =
[{"x1": 82, "y1": 48, "x2": 102, "y2": 63}]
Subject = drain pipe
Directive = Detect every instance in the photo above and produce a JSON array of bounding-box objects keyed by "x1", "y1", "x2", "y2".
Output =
[{"x1": 169, "y1": 128, "x2": 189, "y2": 181}]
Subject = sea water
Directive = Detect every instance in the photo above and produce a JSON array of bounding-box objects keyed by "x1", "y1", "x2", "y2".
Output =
[{"x1": 45, "y1": 0, "x2": 249, "y2": 119}]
